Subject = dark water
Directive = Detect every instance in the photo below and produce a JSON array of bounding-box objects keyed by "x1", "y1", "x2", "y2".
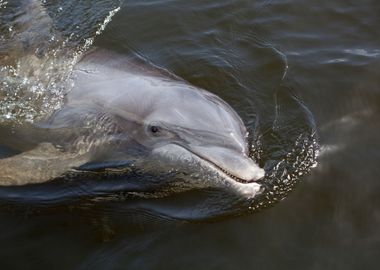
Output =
[{"x1": 0, "y1": 0, "x2": 379, "y2": 269}]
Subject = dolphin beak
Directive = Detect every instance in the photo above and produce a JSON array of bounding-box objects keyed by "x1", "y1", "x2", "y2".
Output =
[{"x1": 191, "y1": 146, "x2": 265, "y2": 182}]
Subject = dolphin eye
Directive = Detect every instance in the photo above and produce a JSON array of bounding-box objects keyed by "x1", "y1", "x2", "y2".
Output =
[
  {"x1": 150, "y1": 125, "x2": 160, "y2": 133},
  {"x1": 147, "y1": 123, "x2": 172, "y2": 138}
]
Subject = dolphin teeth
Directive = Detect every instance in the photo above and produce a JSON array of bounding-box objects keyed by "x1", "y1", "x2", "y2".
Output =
[{"x1": 214, "y1": 163, "x2": 259, "y2": 184}]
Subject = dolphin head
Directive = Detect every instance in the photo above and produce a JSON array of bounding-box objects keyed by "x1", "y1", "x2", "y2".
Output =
[
  {"x1": 112, "y1": 79, "x2": 265, "y2": 186},
  {"x1": 149, "y1": 91, "x2": 264, "y2": 183}
]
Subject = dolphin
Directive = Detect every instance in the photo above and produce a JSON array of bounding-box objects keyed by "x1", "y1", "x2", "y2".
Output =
[{"x1": 0, "y1": 1, "x2": 265, "y2": 197}]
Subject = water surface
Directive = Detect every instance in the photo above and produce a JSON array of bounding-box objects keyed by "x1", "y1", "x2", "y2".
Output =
[{"x1": 0, "y1": 0, "x2": 379, "y2": 269}]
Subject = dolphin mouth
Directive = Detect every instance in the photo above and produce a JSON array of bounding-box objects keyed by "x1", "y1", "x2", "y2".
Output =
[
  {"x1": 191, "y1": 151, "x2": 257, "y2": 184},
  {"x1": 169, "y1": 143, "x2": 265, "y2": 184}
]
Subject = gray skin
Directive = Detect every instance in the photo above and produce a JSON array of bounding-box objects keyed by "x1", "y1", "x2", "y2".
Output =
[{"x1": 0, "y1": 1, "x2": 265, "y2": 197}]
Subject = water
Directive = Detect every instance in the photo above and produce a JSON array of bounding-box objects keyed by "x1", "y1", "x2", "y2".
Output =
[{"x1": 0, "y1": 0, "x2": 379, "y2": 269}]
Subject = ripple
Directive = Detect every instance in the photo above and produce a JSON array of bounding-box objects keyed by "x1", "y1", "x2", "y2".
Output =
[{"x1": 344, "y1": 48, "x2": 380, "y2": 58}]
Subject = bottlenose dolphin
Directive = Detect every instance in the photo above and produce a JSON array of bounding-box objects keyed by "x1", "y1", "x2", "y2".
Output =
[{"x1": 0, "y1": 1, "x2": 265, "y2": 197}]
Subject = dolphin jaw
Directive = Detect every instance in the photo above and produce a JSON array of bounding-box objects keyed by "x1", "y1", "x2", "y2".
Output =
[
  {"x1": 211, "y1": 161, "x2": 265, "y2": 184},
  {"x1": 187, "y1": 145, "x2": 265, "y2": 183},
  {"x1": 152, "y1": 143, "x2": 265, "y2": 184}
]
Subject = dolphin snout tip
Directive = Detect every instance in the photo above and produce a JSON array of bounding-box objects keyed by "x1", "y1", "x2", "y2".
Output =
[
  {"x1": 239, "y1": 165, "x2": 265, "y2": 183},
  {"x1": 252, "y1": 167, "x2": 265, "y2": 181}
]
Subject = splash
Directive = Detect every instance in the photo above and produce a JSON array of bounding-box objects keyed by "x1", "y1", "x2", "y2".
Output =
[
  {"x1": 0, "y1": 0, "x2": 121, "y2": 123},
  {"x1": 247, "y1": 87, "x2": 319, "y2": 213}
]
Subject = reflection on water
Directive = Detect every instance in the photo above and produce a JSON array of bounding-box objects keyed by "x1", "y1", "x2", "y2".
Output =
[{"x1": 0, "y1": 0, "x2": 379, "y2": 269}]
